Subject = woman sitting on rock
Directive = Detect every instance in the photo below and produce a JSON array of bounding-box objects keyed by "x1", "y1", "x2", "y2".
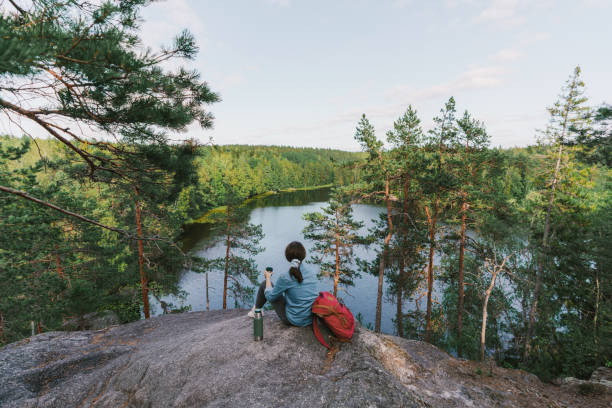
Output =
[{"x1": 247, "y1": 241, "x2": 318, "y2": 326}]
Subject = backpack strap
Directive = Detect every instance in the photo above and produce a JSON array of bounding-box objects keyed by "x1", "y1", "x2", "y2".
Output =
[{"x1": 312, "y1": 315, "x2": 330, "y2": 349}]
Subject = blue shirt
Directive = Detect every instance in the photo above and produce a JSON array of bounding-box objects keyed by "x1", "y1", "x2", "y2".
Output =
[{"x1": 264, "y1": 263, "x2": 319, "y2": 326}]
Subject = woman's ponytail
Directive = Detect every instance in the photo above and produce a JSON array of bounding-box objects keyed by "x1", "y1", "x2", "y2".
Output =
[{"x1": 285, "y1": 241, "x2": 306, "y2": 284}]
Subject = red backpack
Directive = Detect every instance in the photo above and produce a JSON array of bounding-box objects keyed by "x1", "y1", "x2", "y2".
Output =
[{"x1": 311, "y1": 291, "x2": 355, "y2": 349}]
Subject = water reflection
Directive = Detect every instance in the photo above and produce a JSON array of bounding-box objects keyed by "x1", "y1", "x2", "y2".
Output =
[{"x1": 159, "y1": 188, "x2": 442, "y2": 335}]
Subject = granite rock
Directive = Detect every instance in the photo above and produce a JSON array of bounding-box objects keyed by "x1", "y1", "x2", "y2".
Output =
[{"x1": 1, "y1": 310, "x2": 609, "y2": 407}]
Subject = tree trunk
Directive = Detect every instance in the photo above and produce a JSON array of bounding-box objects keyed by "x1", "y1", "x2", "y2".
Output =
[
  {"x1": 425, "y1": 196, "x2": 439, "y2": 342},
  {"x1": 134, "y1": 193, "x2": 150, "y2": 319},
  {"x1": 480, "y1": 257, "x2": 508, "y2": 361},
  {"x1": 397, "y1": 175, "x2": 410, "y2": 338},
  {"x1": 480, "y1": 255, "x2": 508, "y2": 361},
  {"x1": 334, "y1": 209, "x2": 340, "y2": 297},
  {"x1": 524, "y1": 142, "x2": 563, "y2": 359},
  {"x1": 334, "y1": 233, "x2": 340, "y2": 298},
  {"x1": 55, "y1": 244, "x2": 64, "y2": 279},
  {"x1": 458, "y1": 193, "x2": 467, "y2": 357},
  {"x1": 223, "y1": 208, "x2": 231, "y2": 310},
  {"x1": 397, "y1": 259, "x2": 404, "y2": 337},
  {"x1": 0, "y1": 310, "x2": 4, "y2": 343},
  {"x1": 375, "y1": 176, "x2": 393, "y2": 333},
  {"x1": 480, "y1": 273, "x2": 496, "y2": 361},
  {"x1": 594, "y1": 268, "x2": 600, "y2": 341},
  {"x1": 458, "y1": 132, "x2": 472, "y2": 357},
  {"x1": 206, "y1": 271, "x2": 210, "y2": 311}
]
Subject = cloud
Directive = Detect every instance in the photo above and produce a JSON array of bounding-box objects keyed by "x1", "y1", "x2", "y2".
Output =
[
  {"x1": 582, "y1": 0, "x2": 610, "y2": 6},
  {"x1": 444, "y1": 0, "x2": 476, "y2": 8},
  {"x1": 386, "y1": 66, "x2": 508, "y2": 102},
  {"x1": 489, "y1": 48, "x2": 523, "y2": 62},
  {"x1": 237, "y1": 65, "x2": 509, "y2": 146},
  {"x1": 139, "y1": 0, "x2": 206, "y2": 50},
  {"x1": 478, "y1": 111, "x2": 546, "y2": 147},
  {"x1": 472, "y1": 0, "x2": 556, "y2": 29},
  {"x1": 474, "y1": 1, "x2": 527, "y2": 28},
  {"x1": 475, "y1": 0, "x2": 520, "y2": 21},
  {"x1": 265, "y1": 0, "x2": 291, "y2": 6},
  {"x1": 392, "y1": 0, "x2": 414, "y2": 8},
  {"x1": 517, "y1": 31, "x2": 551, "y2": 46}
]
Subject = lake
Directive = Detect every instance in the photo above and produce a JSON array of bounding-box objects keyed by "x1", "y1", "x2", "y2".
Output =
[{"x1": 153, "y1": 187, "x2": 443, "y2": 335}]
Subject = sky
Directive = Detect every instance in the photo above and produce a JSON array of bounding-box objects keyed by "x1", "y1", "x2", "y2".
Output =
[{"x1": 3, "y1": 0, "x2": 611, "y2": 151}]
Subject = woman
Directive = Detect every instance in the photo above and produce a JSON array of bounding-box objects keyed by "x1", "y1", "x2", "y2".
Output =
[{"x1": 248, "y1": 241, "x2": 318, "y2": 326}]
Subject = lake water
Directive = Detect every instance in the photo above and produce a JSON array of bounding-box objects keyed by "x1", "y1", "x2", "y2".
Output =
[{"x1": 153, "y1": 188, "x2": 442, "y2": 335}]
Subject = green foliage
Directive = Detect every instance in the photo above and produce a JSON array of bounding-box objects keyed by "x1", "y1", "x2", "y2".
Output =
[
  {"x1": 574, "y1": 104, "x2": 612, "y2": 167},
  {"x1": 203, "y1": 204, "x2": 265, "y2": 308},
  {"x1": 0, "y1": 0, "x2": 218, "y2": 344},
  {"x1": 349, "y1": 67, "x2": 610, "y2": 381},
  {"x1": 303, "y1": 190, "x2": 364, "y2": 295},
  {"x1": 193, "y1": 145, "x2": 361, "y2": 217},
  {"x1": 0, "y1": 135, "x2": 198, "y2": 343}
]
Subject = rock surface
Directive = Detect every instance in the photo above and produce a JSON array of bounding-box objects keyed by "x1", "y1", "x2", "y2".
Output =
[
  {"x1": 1, "y1": 310, "x2": 610, "y2": 407},
  {"x1": 591, "y1": 367, "x2": 612, "y2": 386},
  {"x1": 61, "y1": 310, "x2": 121, "y2": 331},
  {"x1": 559, "y1": 367, "x2": 612, "y2": 397}
]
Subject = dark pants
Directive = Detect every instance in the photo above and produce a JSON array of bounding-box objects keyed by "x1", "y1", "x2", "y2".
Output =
[{"x1": 255, "y1": 280, "x2": 290, "y2": 325}]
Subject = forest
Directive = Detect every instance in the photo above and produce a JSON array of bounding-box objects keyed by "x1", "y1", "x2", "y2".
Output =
[
  {"x1": 0, "y1": 0, "x2": 609, "y2": 383},
  {"x1": 336, "y1": 73, "x2": 610, "y2": 381},
  {"x1": 0, "y1": 137, "x2": 360, "y2": 336}
]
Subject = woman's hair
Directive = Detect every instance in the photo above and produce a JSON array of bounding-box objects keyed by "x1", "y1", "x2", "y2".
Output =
[{"x1": 285, "y1": 241, "x2": 306, "y2": 283}]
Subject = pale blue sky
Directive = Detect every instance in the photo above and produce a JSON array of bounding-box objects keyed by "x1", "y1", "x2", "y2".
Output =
[
  {"x1": 4, "y1": 1, "x2": 610, "y2": 151},
  {"x1": 140, "y1": 0, "x2": 610, "y2": 150}
]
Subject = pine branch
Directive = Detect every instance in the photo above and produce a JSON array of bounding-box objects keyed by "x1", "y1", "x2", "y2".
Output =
[
  {"x1": 0, "y1": 185, "x2": 169, "y2": 242},
  {"x1": 8, "y1": 0, "x2": 26, "y2": 16}
]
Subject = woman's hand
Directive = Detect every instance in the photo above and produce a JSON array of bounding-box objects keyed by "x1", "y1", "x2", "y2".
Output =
[{"x1": 264, "y1": 269, "x2": 273, "y2": 289}]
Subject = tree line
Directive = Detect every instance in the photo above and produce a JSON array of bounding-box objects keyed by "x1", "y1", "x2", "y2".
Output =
[{"x1": 302, "y1": 67, "x2": 609, "y2": 381}]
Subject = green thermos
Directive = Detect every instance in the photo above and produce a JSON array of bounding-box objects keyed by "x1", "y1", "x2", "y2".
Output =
[{"x1": 254, "y1": 308, "x2": 263, "y2": 341}]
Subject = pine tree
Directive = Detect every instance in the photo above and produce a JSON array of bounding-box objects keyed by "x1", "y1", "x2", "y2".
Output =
[
  {"x1": 303, "y1": 190, "x2": 363, "y2": 297},
  {"x1": 524, "y1": 66, "x2": 591, "y2": 359},
  {"x1": 0, "y1": 0, "x2": 219, "y2": 227},
  {"x1": 206, "y1": 190, "x2": 264, "y2": 309},
  {"x1": 354, "y1": 114, "x2": 395, "y2": 333},
  {"x1": 454, "y1": 110, "x2": 490, "y2": 356},
  {"x1": 421, "y1": 97, "x2": 459, "y2": 342},
  {"x1": 385, "y1": 106, "x2": 428, "y2": 338}
]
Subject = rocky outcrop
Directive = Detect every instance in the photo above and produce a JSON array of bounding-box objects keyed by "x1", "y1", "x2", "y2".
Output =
[
  {"x1": 1, "y1": 310, "x2": 610, "y2": 407},
  {"x1": 591, "y1": 367, "x2": 612, "y2": 385},
  {"x1": 559, "y1": 367, "x2": 612, "y2": 397},
  {"x1": 61, "y1": 310, "x2": 121, "y2": 331}
]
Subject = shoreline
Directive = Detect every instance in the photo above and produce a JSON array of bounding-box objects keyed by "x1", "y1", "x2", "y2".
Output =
[{"x1": 191, "y1": 184, "x2": 333, "y2": 224}]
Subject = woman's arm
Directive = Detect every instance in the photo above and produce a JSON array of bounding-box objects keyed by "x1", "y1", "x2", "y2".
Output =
[
  {"x1": 265, "y1": 269, "x2": 273, "y2": 290},
  {"x1": 264, "y1": 273, "x2": 291, "y2": 302}
]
